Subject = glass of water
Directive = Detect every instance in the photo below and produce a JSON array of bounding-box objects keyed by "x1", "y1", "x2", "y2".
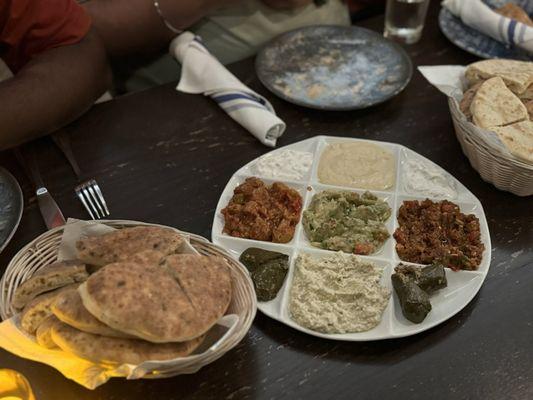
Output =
[{"x1": 384, "y1": 0, "x2": 430, "y2": 44}]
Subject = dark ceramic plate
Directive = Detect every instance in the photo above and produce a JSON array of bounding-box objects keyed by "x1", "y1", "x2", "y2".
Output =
[
  {"x1": 439, "y1": 0, "x2": 533, "y2": 60},
  {"x1": 0, "y1": 167, "x2": 23, "y2": 253},
  {"x1": 255, "y1": 25, "x2": 413, "y2": 111}
]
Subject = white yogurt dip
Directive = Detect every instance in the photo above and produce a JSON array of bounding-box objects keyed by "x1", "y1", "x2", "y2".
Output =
[
  {"x1": 253, "y1": 149, "x2": 313, "y2": 181},
  {"x1": 403, "y1": 159, "x2": 457, "y2": 199}
]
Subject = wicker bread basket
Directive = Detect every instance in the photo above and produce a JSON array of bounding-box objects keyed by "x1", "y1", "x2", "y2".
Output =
[
  {"x1": 0, "y1": 220, "x2": 257, "y2": 378},
  {"x1": 448, "y1": 98, "x2": 533, "y2": 196}
]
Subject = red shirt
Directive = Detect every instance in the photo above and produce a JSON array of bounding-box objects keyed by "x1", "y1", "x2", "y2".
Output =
[{"x1": 0, "y1": 0, "x2": 91, "y2": 73}]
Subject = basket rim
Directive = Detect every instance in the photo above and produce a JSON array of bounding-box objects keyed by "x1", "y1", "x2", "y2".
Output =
[{"x1": 448, "y1": 98, "x2": 533, "y2": 171}]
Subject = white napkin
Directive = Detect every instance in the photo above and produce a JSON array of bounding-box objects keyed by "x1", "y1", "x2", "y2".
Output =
[
  {"x1": 442, "y1": 0, "x2": 533, "y2": 54},
  {"x1": 169, "y1": 31, "x2": 286, "y2": 147},
  {"x1": 0, "y1": 219, "x2": 239, "y2": 389}
]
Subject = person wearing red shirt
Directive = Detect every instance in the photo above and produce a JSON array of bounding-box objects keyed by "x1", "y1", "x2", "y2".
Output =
[{"x1": 0, "y1": 0, "x2": 111, "y2": 149}]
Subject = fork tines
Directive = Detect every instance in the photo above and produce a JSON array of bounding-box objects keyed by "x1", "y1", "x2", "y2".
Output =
[{"x1": 75, "y1": 179, "x2": 110, "y2": 220}]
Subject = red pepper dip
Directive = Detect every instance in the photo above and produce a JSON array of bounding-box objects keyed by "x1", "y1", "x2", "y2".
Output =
[
  {"x1": 222, "y1": 177, "x2": 303, "y2": 243},
  {"x1": 393, "y1": 199, "x2": 484, "y2": 271}
]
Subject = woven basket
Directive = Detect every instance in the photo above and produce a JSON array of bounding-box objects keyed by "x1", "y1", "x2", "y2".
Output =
[
  {"x1": 0, "y1": 220, "x2": 257, "y2": 378},
  {"x1": 448, "y1": 98, "x2": 533, "y2": 196}
]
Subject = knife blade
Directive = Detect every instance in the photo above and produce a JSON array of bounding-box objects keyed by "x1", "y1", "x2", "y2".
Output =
[{"x1": 36, "y1": 187, "x2": 66, "y2": 229}]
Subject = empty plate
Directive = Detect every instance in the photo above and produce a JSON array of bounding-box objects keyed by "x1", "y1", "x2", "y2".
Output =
[
  {"x1": 0, "y1": 167, "x2": 23, "y2": 253},
  {"x1": 255, "y1": 25, "x2": 413, "y2": 111}
]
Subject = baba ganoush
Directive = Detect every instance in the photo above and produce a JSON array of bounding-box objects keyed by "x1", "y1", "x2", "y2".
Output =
[
  {"x1": 317, "y1": 142, "x2": 396, "y2": 190},
  {"x1": 239, "y1": 248, "x2": 289, "y2": 301},
  {"x1": 303, "y1": 190, "x2": 391, "y2": 255},
  {"x1": 221, "y1": 177, "x2": 303, "y2": 243},
  {"x1": 289, "y1": 252, "x2": 391, "y2": 334}
]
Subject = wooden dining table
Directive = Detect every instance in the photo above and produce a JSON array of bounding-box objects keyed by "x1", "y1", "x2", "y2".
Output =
[{"x1": 1, "y1": 2, "x2": 532, "y2": 399}]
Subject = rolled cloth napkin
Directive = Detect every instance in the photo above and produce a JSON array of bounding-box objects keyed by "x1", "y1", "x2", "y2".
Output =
[
  {"x1": 169, "y1": 32, "x2": 286, "y2": 147},
  {"x1": 442, "y1": 0, "x2": 533, "y2": 54}
]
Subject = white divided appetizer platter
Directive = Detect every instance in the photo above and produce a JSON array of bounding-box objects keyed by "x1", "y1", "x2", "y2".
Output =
[{"x1": 212, "y1": 136, "x2": 491, "y2": 341}]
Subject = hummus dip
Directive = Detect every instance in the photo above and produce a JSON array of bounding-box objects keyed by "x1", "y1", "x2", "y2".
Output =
[
  {"x1": 289, "y1": 252, "x2": 391, "y2": 334},
  {"x1": 317, "y1": 142, "x2": 396, "y2": 190}
]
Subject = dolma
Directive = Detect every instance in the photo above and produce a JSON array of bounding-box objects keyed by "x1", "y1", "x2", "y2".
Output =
[
  {"x1": 392, "y1": 273, "x2": 432, "y2": 323},
  {"x1": 395, "y1": 263, "x2": 447, "y2": 293},
  {"x1": 239, "y1": 248, "x2": 289, "y2": 302}
]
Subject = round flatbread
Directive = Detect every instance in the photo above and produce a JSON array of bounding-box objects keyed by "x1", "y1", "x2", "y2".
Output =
[
  {"x1": 36, "y1": 315, "x2": 60, "y2": 349},
  {"x1": 471, "y1": 77, "x2": 528, "y2": 129},
  {"x1": 492, "y1": 120, "x2": 533, "y2": 163},
  {"x1": 76, "y1": 226, "x2": 184, "y2": 267},
  {"x1": 12, "y1": 260, "x2": 88, "y2": 310},
  {"x1": 161, "y1": 254, "x2": 232, "y2": 334},
  {"x1": 466, "y1": 59, "x2": 533, "y2": 95},
  {"x1": 20, "y1": 284, "x2": 78, "y2": 334},
  {"x1": 79, "y1": 256, "x2": 231, "y2": 342},
  {"x1": 50, "y1": 320, "x2": 204, "y2": 365},
  {"x1": 52, "y1": 288, "x2": 132, "y2": 338}
]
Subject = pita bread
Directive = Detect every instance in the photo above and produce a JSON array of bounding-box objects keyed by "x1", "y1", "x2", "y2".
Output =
[
  {"x1": 519, "y1": 84, "x2": 533, "y2": 101},
  {"x1": 52, "y1": 288, "x2": 132, "y2": 338},
  {"x1": 36, "y1": 316, "x2": 60, "y2": 349},
  {"x1": 495, "y1": 4, "x2": 533, "y2": 27},
  {"x1": 13, "y1": 261, "x2": 88, "y2": 310},
  {"x1": 79, "y1": 256, "x2": 231, "y2": 343},
  {"x1": 492, "y1": 120, "x2": 533, "y2": 163},
  {"x1": 524, "y1": 100, "x2": 533, "y2": 119},
  {"x1": 460, "y1": 81, "x2": 483, "y2": 120},
  {"x1": 20, "y1": 284, "x2": 78, "y2": 334},
  {"x1": 471, "y1": 77, "x2": 528, "y2": 128},
  {"x1": 50, "y1": 320, "x2": 204, "y2": 365},
  {"x1": 76, "y1": 226, "x2": 184, "y2": 267},
  {"x1": 466, "y1": 59, "x2": 533, "y2": 95}
]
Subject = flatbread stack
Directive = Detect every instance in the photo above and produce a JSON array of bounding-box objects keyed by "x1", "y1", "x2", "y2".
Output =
[
  {"x1": 13, "y1": 226, "x2": 233, "y2": 365},
  {"x1": 460, "y1": 59, "x2": 533, "y2": 164}
]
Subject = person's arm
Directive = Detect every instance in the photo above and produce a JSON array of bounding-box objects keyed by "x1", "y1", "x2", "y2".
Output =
[
  {"x1": 0, "y1": 28, "x2": 111, "y2": 150},
  {"x1": 260, "y1": 0, "x2": 313, "y2": 10},
  {"x1": 84, "y1": 0, "x2": 239, "y2": 57}
]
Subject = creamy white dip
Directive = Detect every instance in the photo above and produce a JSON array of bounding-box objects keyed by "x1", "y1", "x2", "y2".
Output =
[
  {"x1": 317, "y1": 142, "x2": 396, "y2": 190},
  {"x1": 253, "y1": 150, "x2": 313, "y2": 181},
  {"x1": 289, "y1": 252, "x2": 391, "y2": 334},
  {"x1": 403, "y1": 159, "x2": 457, "y2": 199}
]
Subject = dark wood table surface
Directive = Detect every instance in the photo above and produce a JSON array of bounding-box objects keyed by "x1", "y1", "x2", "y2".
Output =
[{"x1": 1, "y1": 3, "x2": 532, "y2": 400}]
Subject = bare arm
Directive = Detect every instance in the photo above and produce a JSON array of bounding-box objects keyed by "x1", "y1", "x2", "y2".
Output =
[
  {"x1": 0, "y1": 29, "x2": 111, "y2": 150},
  {"x1": 84, "y1": 0, "x2": 239, "y2": 57}
]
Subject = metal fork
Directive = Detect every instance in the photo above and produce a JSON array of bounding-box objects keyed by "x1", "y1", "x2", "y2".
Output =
[
  {"x1": 53, "y1": 132, "x2": 110, "y2": 220},
  {"x1": 75, "y1": 179, "x2": 110, "y2": 219}
]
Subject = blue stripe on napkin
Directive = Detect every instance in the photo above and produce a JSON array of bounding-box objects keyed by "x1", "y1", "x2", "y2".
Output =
[
  {"x1": 212, "y1": 92, "x2": 267, "y2": 106},
  {"x1": 222, "y1": 103, "x2": 267, "y2": 113},
  {"x1": 508, "y1": 19, "x2": 517, "y2": 46}
]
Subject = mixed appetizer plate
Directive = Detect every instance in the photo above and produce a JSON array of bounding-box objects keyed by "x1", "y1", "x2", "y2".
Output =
[
  {"x1": 212, "y1": 136, "x2": 491, "y2": 341},
  {"x1": 255, "y1": 26, "x2": 413, "y2": 110},
  {"x1": 439, "y1": 0, "x2": 533, "y2": 61}
]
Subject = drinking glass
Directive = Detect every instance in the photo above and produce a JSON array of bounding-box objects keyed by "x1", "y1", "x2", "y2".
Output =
[
  {"x1": 0, "y1": 369, "x2": 36, "y2": 400},
  {"x1": 384, "y1": 0, "x2": 431, "y2": 44}
]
